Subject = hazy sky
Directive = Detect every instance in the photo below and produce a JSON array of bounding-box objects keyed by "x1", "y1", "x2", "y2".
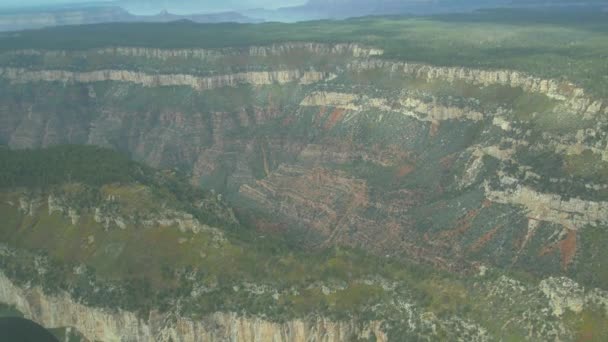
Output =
[
  {"x1": 0, "y1": 0, "x2": 308, "y2": 13},
  {"x1": 1, "y1": 0, "x2": 110, "y2": 8}
]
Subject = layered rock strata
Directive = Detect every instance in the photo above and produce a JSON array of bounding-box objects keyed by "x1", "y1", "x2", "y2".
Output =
[
  {"x1": 0, "y1": 272, "x2": 386, "y2": 342},
  {"x1": 0, "y1": 68, "x2": 331, "y2": 91}
]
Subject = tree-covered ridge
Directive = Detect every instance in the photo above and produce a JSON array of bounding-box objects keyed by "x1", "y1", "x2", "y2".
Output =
[
  {"x1": 0, "y1": 146, "x2": 474, "y2": 328},
  {"x1": 0, "y1": 8, "x2": 606, "y2": 97},
  {"x1": 0, "y1": 145, "x2": 149, "y2": 188},
  {"x1": 0, "y1": 145, "x2": 239, "y2": 229},
  {"x1": 0, "y1": 147, "x2": 607, "y2": 340}
]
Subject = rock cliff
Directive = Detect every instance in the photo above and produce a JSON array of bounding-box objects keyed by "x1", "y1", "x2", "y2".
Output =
[
  {"x1": 0, "y1": 271, "x2": 386, "y2": 342},
  {"x1": 348, "y1": 59, "x2": 599, "y2": 105},
  {"x1": 0, "y1": 68, "x2": 331, "y2": 90},
  {"x1": 3, "y1": 43, "x2": 383, "y2": 60},
  {"x1": 2, "y1": 40, "x2": 608, "y2": 340}
]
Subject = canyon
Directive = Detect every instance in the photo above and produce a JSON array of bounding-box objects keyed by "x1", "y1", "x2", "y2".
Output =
[
  {"x1": 2, "y1": 42, "x2": 605, "y2": 264},
  {"x1": 1, "y1": 21, "x2": 608, "y2": 340}
]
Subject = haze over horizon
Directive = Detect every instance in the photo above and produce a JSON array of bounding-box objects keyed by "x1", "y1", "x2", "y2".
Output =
[
  {"x1": 0, "y1": 0, "x2": 308, "y2": 14},
  {"x1": 3, "y1": 0, "x2": 606, "y2": 17}
]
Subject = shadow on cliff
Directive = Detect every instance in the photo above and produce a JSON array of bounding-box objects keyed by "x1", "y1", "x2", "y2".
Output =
[{"x1": 0, "y1": 317, "x2": 58, "y2": 342}]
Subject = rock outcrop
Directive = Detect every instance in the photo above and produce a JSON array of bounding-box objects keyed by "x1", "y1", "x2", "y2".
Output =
[
  {"x1": 485, "y1": 184, "x2": 608, "y2": 230},
  {"x1": 0, "y1": 271, "x2": 386, "y2": 342},
  {"x1": 540, "y1": 277, "x2": 608, "y2": 316},
  {"x1": 0, "y1": 68, "x2": 332, "y2": 91},
  {"x1": 301, "y1": 91, "x2": 485, "y2": 122},
  {"x1": 13, "y1": 189, "x2": 229, "y2": 240},
  {"x1": 349, "y1": 59, "x2": 602, "y2": 108},
  {"x1": 3, "y1": 43, "x2": 383, "y2": 61}
]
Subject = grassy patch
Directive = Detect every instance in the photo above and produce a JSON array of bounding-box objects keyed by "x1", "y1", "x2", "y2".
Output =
[
  {"x1": 564, "y1": 150, "x2": 608, "y2": 181},
  {"x1": 563, "y1": 309, "x2": 608, "y2": 342}
]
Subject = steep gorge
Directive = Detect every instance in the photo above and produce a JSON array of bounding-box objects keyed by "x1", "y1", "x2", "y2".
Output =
[
  {"x1": 2, "y1": 40, "x2": 608, "y2": 340},
  {"x1": 2, "y1": 42, "x2": 608, "y2": 270}
]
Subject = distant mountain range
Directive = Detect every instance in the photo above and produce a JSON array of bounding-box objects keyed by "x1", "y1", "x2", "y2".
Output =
[
  {"x1": 251, "y1": 0, "x2": 608, "y2": 21},
  {"x1": 0, "y1": 6, "x2": 261, "y2": 32},
  {"x1": 0, "y1": 0, "x2": 606, "y2": 31}
]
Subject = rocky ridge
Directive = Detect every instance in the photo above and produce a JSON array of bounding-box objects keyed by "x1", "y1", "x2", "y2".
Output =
[
  {"x1": 2, "y1": 258, "x2": 607, "y2": 342},
  {"x1": 0, "y1": 67, "x2": 332, "y2": 91},
  {"x1": 348, "y1": 59, "x2": 605, "y2": 114},
  {"x1": 13, "y1": 187, "x2": 229, "y2": 240},
  {"x1": 301, "y1": 91, "x2": 485, "y2": 122},
  {"x1": 485, "y1": 184, "x2": 608, "y2": 230},
  {"x1": 2, "y1": 43, "x2": 384, "y2": 60},
  {"x1": 0, "y1": 271, "x2": 386, "y2": 342}
]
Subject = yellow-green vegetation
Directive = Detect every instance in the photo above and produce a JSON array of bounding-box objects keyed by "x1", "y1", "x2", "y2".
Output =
[
  {"x1": 528, "y1": 107, "x2": 595, "y2": 133},
  {"x1": 328, "y1": 284, "x2": 385, "y2": 313},
  {"x1": 0, "y1": 146, "x2": 431, "y2": 320},
  {"x1": 0, "y1": 145, "x2": 151, "y2": 188},
  {"x1": 0, "y1": 181, "x2": 233, "y2": 285},
  {"x1": 0, "y1": 191, "x2": 431, "y2": 319},
  {"x1": 574, "y1": 227, "x2": 608, "y2": 289},
  {"x1": 564, "y1": 150, "x2": 608, "y2": 181},
  {"x1": 100, "y1": 184, "x2": 171, "y2": 215},
  {"x1": 0, "y1": 171, "x2": 469, "y2": 323},
  {"x1": 563, "y1": 309, "x2": 608, "y2": 342},
  {"x1": 418, "y1": 277, "x2": 469, "y2": 317},
  {"x1": 2, "y1": 146, "x2": 608, "y2": 341}
]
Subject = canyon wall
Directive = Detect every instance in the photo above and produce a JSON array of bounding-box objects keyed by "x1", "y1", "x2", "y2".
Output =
[
  {"x1": 3, "y1": 43, "x2": 384, "y2": 60},
  {"x1": 0, "y1": 272, "x2": 386, "y2": 342},
  {"x1": 2, "y1": 41, "x2": 608, "y2": 284},
  {"x1": 0, "y1": 68, "x2": 331, "y2": 90}
]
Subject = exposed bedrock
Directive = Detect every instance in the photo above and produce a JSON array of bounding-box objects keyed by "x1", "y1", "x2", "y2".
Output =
[
  {"x1": 0, "y1": 272, "x2": 386, "y2": 342},
  {"x1": 1, "y1": 42, "x2": 608, "y2": 280}
]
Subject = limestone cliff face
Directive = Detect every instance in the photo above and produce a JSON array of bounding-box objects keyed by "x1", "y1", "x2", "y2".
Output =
[
  {"x1": 348, "y1": 59, "x2": 598, "y2": 104},
  {"x1": 485, "y1": 184, "x2": 608, "y2": 230},
  {"x1": 0, "y1": 271, "x2": 386, "y2": 342},
  {"x1": 301, "y1": 91, "x2": 485, "y2": 122},
  {"x1": 4, "y1": 43, "x2": 383, "y2": 61},
  {"x1": 0, "y1": 68, "x2": 331, "y2": 91},
  {"x1": 348, "y1": 59, "x2": 606, "y2": 120}
]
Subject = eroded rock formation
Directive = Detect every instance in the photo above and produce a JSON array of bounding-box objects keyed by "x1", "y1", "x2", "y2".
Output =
[{"x1": 0, "y1": 272, "x2": 386, "y2": 342}]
